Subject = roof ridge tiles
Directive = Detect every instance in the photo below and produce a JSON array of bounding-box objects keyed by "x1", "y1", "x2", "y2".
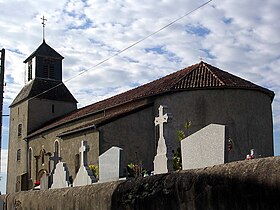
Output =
[
  {"x1": 170, "y1": 63, "x2": 199, "y2": 89},
  {"x1": 201, "y1": 62, "x2": 225, "y2": 86}
]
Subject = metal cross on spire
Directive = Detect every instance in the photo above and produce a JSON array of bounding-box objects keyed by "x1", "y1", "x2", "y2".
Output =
[{"x1": 41, "y1": 15, "x2": 47, "y2": 41}]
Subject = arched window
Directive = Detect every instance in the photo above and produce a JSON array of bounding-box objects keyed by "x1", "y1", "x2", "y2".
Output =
[
  {"x1": 28, "y1": 147, "x2": 33, "y2": 179},
  {"x1": 54, "y1": 140, "x2": 60, "y2": 156},
  {"x1": 40, "y1": 149, "x2": 45, "y2": 166},
  {"x1": 18, "y1": 124, "x2": 22, "y2": 136},
  {"x1": 16, "y1": 149, "x2": 21, "y2": 161}
]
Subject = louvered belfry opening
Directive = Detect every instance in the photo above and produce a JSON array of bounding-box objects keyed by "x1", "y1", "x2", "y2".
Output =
[{"x1": 43, "y1": 58, "x2": 55, "y2": 79}]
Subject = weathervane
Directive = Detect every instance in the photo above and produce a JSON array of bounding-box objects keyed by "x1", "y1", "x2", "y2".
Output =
[{"x1": 41, "y1": 16, "x2": 47, "y2": 41}]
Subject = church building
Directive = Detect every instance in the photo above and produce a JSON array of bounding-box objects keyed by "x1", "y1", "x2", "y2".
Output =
[{"x1": 6, "y1": 40, "x2": 274, "y2": 193}]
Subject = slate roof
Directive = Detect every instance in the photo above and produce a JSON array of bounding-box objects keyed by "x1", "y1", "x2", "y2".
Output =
[
  {"x1": 26, "y1": 61, "x2": 274, "y2": 138},
  {"x1": 24, "y1": 40, "x2": 63, "y2": 63},
  {"x1": 10, "y1": 78, "x2": 77, "y2": 107}
]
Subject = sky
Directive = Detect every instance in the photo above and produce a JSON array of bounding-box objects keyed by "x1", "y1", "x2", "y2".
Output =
[{"x1": 0, "y1": 0, "x2": 279, "y2": 193}]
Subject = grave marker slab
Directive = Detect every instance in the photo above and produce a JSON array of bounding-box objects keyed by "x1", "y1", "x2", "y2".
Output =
[
  {"x1": 153, "y1": 105, "x2": 172, "y2": 174},
  {"x1": 181, "y1": 124, "x2": 227, "y2": 170},
  {"x1": 99, "y1": 146, "x2": 124, "y2": 182},
  {"x1": 73, "y1": 141, "x2": 96, "y2": 187},
  {"x1": 40, "y1": 172, "x2": 49, "y2": 190},
  {"x1": 51, "y1": 162, "x2": 70, "y2": 189}
]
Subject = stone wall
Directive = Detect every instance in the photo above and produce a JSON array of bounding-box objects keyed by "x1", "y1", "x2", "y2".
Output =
[
  {"x1": 6, "y1": 101, "x2": 29, "y2": 193},
  {"x1": 28, "y1": 98, "x2": 77, "y2": 133},
  {"x1": 1, "y1": 157, "x2": 279, "y2": 210},
  {"x1": 155, "y1": 89, "x2": 274, "y2": 162},
  {"x1": 99, "y1": 105, "x2": 155, "y2": 171}
]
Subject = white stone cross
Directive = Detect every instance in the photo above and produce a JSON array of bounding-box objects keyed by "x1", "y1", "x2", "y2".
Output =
[
  {"x1": 154, "y1": 105, "x2": 171, "y2": 174},
  {"x1": 154, "y1": 105, "x2": 169, "y2": 155},
  {"x1": 154, "y1": 105, "x2": 169, "y2": 140},
  {"x1": 73, "y1": 140, "x2": 96, "y2": 187},
  {"x1": 79, "y1": 140, "x2": 89, "y2": 167}
]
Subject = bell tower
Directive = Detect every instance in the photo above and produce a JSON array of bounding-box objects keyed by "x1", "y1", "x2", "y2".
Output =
[
  {"x1": 7, "y1": 18, "x2": 78, "y2": 193},
  {"x1": 24, "y1": 40, "x2": 63, "y2": 82}
]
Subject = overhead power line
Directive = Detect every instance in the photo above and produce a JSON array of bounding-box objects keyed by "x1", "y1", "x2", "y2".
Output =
[{"x1": 27, "y1": 0, "x2": 213, "y2": 102}]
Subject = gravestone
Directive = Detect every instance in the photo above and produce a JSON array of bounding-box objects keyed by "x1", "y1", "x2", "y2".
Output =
[
  {"x1": 99, "y1": 146, "x2": 124, "y2": 182},
  {"x1": 51, "y1": 162, "x2": 70, "y2": 189},
  {"x1": 40, "y1": 172, "x2": 49, "y2": 190},
  {"x1": 73, "y1": 141, "x2": 96, "y2": 187},
  {"x1": 181, "y1": 124, "x2": 227, "y2": 170},
  {"x1": 49, "y1": 151, "x2": 62, "y2": 187},
  {"x1": 153, "y1": 105, "x2": 172, "y2": 174}
]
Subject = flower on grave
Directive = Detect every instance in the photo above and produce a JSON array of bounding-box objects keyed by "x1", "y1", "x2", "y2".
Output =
[
  {"x1": 89, "y1": 164, "x2": 99, "y2": 179},
  {"x1": 228, "y1": 139, "x2": 233, "y2": 151},
  {"x1": 246, "y1": 149, "x2": 255, "y2": 160},
  {"x1": 34, "y1": 180, "x2": 40, "y2": 186}
]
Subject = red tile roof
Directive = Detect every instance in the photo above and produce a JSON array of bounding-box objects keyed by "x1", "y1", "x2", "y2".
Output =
[{"x1": 27, "y1": 61, "x2": 274, "y2": 138}]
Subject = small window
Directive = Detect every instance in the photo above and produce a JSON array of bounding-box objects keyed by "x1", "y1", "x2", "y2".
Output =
[
  {"x1": 52, "y1": 104, "x2": 55, "y2": 113},
  {"x1": 28, "y1": 148, "x2": 33, "y2": 179},
  {"x1": 18, "y1": 124, "x2": 22, "y2": 136},
  {"x1": 17, "y1": 149, "x2": 21, "y2": 161},
  {"x1": 28, "y1": 60, "x2": 32, "y2": 81}
]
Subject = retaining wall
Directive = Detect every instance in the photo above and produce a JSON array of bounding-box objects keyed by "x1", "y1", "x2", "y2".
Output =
[{"x1": 1, "y1": 157, "x2": 280, "y2": 210}]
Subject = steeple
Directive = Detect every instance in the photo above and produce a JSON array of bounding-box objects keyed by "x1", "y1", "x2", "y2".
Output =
[
  {"x1": 23, "y1": 16, "x2": 63, "y2": 82},
  {"x1": 23, "y1": 41, "x2": 64, "y2": 82}
]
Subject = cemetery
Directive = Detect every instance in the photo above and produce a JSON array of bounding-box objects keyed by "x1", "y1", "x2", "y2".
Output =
[{"x1": 14, "y1": 105, "x2": 243, "y2": 191}]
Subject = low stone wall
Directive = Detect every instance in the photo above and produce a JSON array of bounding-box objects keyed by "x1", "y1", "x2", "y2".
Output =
[
  {"x1": 0, "y1": 181, "x2": 121, "y2": 210},
  {"x1": 1, "y1": 157, "x2": 280, "y2": 210}
]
